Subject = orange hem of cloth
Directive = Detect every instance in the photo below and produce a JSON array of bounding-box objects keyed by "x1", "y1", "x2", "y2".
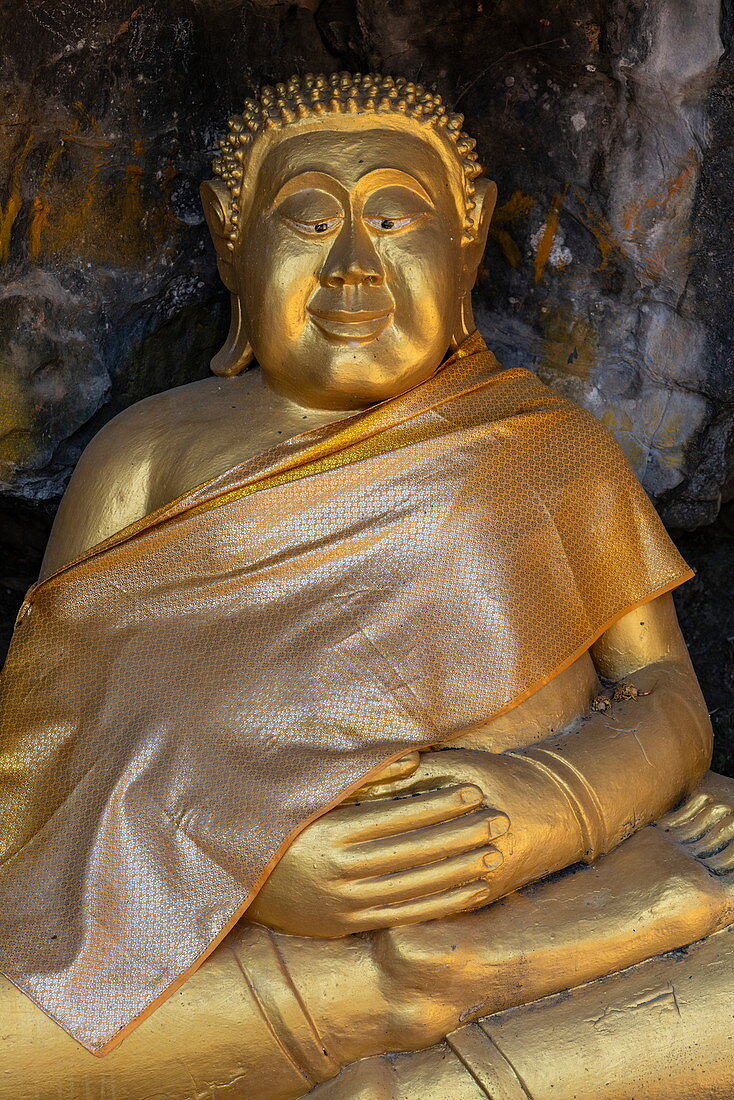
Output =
[{"x1": 78, "y1": 567, "x2": 692, "y2": 1057}]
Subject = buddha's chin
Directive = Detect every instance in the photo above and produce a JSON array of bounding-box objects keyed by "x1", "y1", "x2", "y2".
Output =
[
  {"x1": 256, "y1": 326, "x2": 449, "y2": 410},
  {"x1": 314, "y1": 349, "x2": 445, "y2": 409}
]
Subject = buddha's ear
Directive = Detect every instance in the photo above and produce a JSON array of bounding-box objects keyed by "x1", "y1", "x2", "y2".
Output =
[
  {"x1": 200, "y1": 179, "x2": 254, "y2": 376},
  {"x1": 451, "y1": 178, "x2": 497, "y2": 348},
  {"x1": 200, "y1": 179, "x2": 238, "y2": 294},
  {"x1": 462, "y1": 177, "x2": 497, "y2": 285}
]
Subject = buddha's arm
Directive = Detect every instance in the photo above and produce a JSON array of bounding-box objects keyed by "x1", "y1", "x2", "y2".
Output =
[
  {"x1": 362, "y1": 593, "x2": 712, "y2": 905},
  {"x1": 39, "y1": 413, "x2": 155, "y2": 580},
  {"x1": 245, "y1": 593, "x2": 711, "y2": 939},
  {"x1": 516, "y1": 591, "x2": 713, "y2": 859}
]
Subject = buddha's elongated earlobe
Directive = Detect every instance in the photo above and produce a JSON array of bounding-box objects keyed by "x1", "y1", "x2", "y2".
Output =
[
  {"x1": 211, "y1": 293, "x2": 255, "y2": 377},
  {"x1": 200, "y1": 179, "x2": 254, "y2": 376},
  {"x1": 450, "y1": 290, "x2": 478, "y2": 349},
  {"x1": 450, "y1": 177, "x2": 497, "y2": 349}
]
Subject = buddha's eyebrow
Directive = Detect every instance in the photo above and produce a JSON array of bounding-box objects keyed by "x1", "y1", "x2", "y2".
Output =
[
  {"x1": 355, "y1": 168, "x2": 434, "y2": 206},
  {"x1": 270, "y1": 171, "x2": 347, "y2": 209},
  {"x1": 269, "y1": 168, "x2": 435, "y2": 210}
]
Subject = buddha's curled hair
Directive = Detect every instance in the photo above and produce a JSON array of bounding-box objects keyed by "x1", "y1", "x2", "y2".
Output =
[{"x1": 212, "y1": 71, "x2": 483, "y2": 250}]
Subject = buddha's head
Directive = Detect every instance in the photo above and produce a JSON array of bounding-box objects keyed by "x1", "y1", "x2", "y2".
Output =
[{"x1": 202, "y1": 72, "x2": 496, "y2": 410}]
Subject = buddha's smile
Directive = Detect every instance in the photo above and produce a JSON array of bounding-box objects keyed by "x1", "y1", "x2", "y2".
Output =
[{"x1": 307, "y1": 305, "x2": 393, "y2": 343}]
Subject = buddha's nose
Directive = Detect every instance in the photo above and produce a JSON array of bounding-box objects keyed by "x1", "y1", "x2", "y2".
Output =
[{"x1": 320, "y1": 221, "x2": 384, "y2": 288}]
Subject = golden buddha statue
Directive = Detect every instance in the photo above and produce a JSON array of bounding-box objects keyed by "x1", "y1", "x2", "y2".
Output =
[{"x1": 1, "y1": 72, "x2": 734, "y2": 1098}]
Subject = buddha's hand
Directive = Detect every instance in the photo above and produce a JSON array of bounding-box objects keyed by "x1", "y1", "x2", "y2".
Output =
[
  {"x1": 356, "y1": 748, "x2": 586, "y2": 904},
  {"x1": 246, "y1": 754, "x2": 510, "y2": 939}
]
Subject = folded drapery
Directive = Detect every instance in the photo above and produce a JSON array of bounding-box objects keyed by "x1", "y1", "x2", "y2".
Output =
[{"x1": 0, "y1": 332, "x2": 691, "y2": 1053}]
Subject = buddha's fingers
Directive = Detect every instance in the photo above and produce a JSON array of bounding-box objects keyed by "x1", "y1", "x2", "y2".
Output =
[
  {"x1": 351, "y1": 845, "x2": 503, "y2": 905},
  {"x1": 345, "y1": 808, "x2": 506, "y2": 875},
  {"x1": 351, "y1": 777, "x2": 419, "y2": 801},
  {"x1": 343, "y1": 753, "x2": 421, "y2": 803},
  {"x1": 344, "y1": 784, "x2": 485, "y2": 842},
  {"x1": 362, "y1": 881, "x2": 493, "y2": 929}
]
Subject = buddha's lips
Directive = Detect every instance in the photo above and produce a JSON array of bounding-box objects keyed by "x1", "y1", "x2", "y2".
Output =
[{"x1": 308, "y1": 307, "x2": 393, "y2": 342}]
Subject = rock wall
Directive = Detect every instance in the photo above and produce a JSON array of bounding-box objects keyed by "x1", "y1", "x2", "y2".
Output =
[{"x1": 1, "y1": 0, "x2": 732, "y2": 525}]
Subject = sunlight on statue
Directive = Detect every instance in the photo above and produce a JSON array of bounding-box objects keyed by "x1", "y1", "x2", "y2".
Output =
[{"x1": 1, "y1": 72, "x2": 734, "y2": 1100}]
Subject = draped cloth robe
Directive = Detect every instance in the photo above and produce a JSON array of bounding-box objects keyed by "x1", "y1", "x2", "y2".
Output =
[{"x1": 0, "y1": 333, "x2": 691, "y2": 1053}]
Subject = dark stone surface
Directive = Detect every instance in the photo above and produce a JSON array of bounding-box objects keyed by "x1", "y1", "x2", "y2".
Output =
[
  {"x1": 0, "y1": 0, "x2": 229, "y2": 498},
  {"x1": 0, "y1": 2, "x2": 732, "y2": 765},
  {"x1": 673, "y1": 504, "x2": 734, "y2": 776}
]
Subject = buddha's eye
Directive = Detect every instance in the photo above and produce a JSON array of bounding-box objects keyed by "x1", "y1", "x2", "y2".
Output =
[
  {"x1": 363, "y1": 213, "x2": 423, "y2": 233},
  {"x1": 275, "y1": 191, "x2": 344, "y2": 237},
  {"x1": 285, "y1": 216, "x2": 343, "y2": 236}
]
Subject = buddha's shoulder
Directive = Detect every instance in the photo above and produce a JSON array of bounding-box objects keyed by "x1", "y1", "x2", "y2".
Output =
[
  {"x1": 498, "y1": 369, "x2": 624, "y2": 450},
  {"x1": 93, "y1": 375, "x2": 253, "y2": 446},
  {"x1": 78, "y1": 373, "x2": 269, "y2": 481},
  {"x1": 42, "y1": 375, "x2": 268, "y2": 575},
  {"x1": 78, "y1": 374, "x2": 261, "y2": 502}
]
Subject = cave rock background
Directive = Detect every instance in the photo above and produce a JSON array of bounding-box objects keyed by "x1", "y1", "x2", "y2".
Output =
[{"x1": 1, "y1": 0, "x2": 733, "y2": 763}]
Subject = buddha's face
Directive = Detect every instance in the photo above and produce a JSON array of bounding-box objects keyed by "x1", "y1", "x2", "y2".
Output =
[{"x1": 233, "y1": 128, "x2": 478, "y2": 409}]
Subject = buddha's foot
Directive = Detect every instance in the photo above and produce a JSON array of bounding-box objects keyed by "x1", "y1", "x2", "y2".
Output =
[
  {"x1": 308, "y1": 922, "x2": 734, "y2": 1099},
  {"x1": 660, "y1": 774, "x2": 734, "y2": 874}
]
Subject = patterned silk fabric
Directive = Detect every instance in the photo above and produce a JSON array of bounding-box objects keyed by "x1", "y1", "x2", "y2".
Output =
[{"x1": 0, "y1": 333, "x2": 691, "y2": 1053}]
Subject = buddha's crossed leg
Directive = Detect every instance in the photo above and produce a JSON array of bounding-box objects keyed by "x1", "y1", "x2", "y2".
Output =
[
  {"x1": 236, "y1": 772, "x2": 734, "y2": 1097},
  {"x1": 309, "y1": 920, "x2": 734, "y2": 1100}
]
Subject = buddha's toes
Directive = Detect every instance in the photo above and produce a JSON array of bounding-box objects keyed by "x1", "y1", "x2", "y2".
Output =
[{"x1": 661, "y1": 771, "x2": 734, "y2": 881}]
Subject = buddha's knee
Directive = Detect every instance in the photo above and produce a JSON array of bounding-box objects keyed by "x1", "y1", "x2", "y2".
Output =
[
  {"x1": 371, "y1": 922, "x2": 491, "y2": 1049},
  {"x1": 231, "y1": 919, "x2": 464, "y2": 1072}
]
